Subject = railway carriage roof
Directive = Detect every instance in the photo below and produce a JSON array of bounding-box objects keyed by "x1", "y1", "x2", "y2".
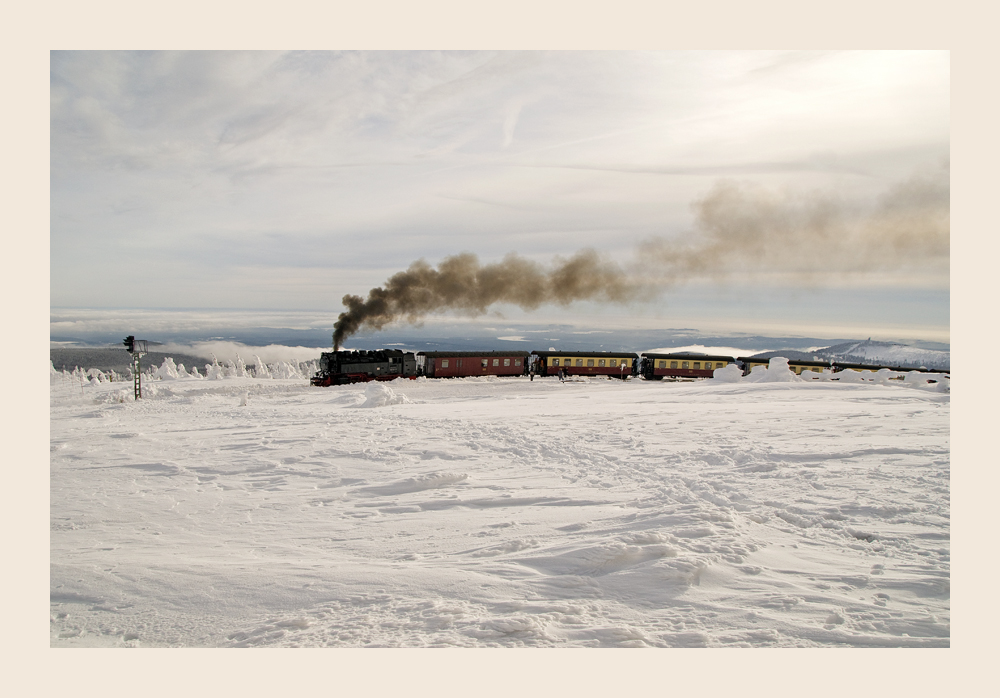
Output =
[
  {"x1": 418, "y1": 351, "x2": 531, "y2": 358},
  {"x1": 642, "y1": 353, "x2": 735, "y2": 361},
  {"x1": 834, "y1": 361, "x2": 946, "y2": 373},
  {"x1": 736, "y1": 356, "x2": 830, "y2": 366},
  {"x1": 532, "y1": 351, "x2": 638, "y2": 358}
]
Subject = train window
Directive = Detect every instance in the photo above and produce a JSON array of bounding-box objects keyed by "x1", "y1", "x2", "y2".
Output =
[
  {"x1": 441, "y1": 360, "x2": 449, "y2": 368},
  {"x1": 682, "y1": 362, "x2": 689, "y2": 369},
  {"x1": 575, "y1": 359, "x2": 583, "y2": 366},
  {"x1": 716, "y1": 363, "x2": 723, "y2": 369},
  {"x1": 458, "y1": 359, "x2": 463, "y2": 367},
  {"x1": 481, "y1": 359, "x2": 488, "y2": 368},
  {"x1": 552, "y1": 358, "x2": 560, "y2": 366},
  {"x1": 610, "y1": 359, "x2": 617, "y2": 367},
  {"x1": 514, "y1": 359, "x2": 521, "y2": 366},
  {"x1": 693, "y1": 362, "x2": 701, "y2": 369},
  {"x1": 493, "y1": 359, "x2": 499, "y2": 366},
  {"x1": 588, "y1": 359, "x2": 595, "y2": 367},
  {"x1": 657, "y1": 360, "x2": 665, "y2": 368},
  {"x1": 670, "y1": 361, "x2": 677, "y2": 369},
  {"x1": 504, "y1": 358, "x2": 510, "y2": 366}
]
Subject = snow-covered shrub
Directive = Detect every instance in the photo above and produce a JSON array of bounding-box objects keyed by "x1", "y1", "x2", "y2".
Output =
[
  {"x1": 270, "y1": 361, "x2": 303, "y2": 379},
  {"x1": 205, "y1": 356, "x2": 226, "y2": 380},
  {"x1": 300, "y1": 360, "x2": 319, "y2": 376},
  {"x1": 254, "y1": 356, "x2": 271, "y2": 379},
  {"x1": 151, "y1": 358, "x2": 181, "y2": 380}
]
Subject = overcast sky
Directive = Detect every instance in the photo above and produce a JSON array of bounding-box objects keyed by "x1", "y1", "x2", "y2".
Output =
[{"x1": 50, "y1": 50, "x2": 949, "y2": 341}]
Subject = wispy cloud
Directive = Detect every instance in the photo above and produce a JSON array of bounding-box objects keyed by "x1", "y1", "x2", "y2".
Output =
[{"x1": 51, "y1": 50, "x2": 949, "y2": 340}]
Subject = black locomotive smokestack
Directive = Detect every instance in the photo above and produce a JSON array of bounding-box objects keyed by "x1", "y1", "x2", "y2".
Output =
[{"x1": 332, "y1": 249, "x2": 637, "y2": 349}]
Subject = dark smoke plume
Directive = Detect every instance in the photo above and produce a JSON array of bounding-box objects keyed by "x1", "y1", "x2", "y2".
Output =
[
  {"x1": 332, "y1": 166, "x2": 948, "y2": 348},
  {"x1": 333, "y1": 250, "x2": 638, "y2": 349}
]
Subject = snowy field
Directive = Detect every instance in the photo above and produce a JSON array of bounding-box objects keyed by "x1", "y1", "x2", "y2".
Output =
[{"x1": 50, "y1": 366, "x2": 949, "y2": 648}]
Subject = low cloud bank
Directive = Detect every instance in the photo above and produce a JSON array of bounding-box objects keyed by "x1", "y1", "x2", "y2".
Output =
[{"x1": 156, "y1": 341, "x2": 324, "y2": 364}]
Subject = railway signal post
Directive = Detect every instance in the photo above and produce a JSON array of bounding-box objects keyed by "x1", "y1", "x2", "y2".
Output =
[{"x1": 123, "y1": 335, "x2": 149, "y2": 399}]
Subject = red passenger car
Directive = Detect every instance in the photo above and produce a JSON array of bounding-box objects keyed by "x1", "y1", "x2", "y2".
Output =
[{"x1": 418, "y1": 351, "x2": 529, "y2": 378}]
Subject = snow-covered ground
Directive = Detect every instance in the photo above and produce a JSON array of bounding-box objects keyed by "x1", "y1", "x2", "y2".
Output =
[{"x1": 50, "y1": 366, "x2": 949, "y2": 647}]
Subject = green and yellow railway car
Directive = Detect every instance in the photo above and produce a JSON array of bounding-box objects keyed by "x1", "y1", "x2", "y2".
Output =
[
  {"x1": 533, "y1": 351, "x2": 638, "y2": 379},
  {"x1": 641, "y1": 353, "x2": 735, "y2": 380}
]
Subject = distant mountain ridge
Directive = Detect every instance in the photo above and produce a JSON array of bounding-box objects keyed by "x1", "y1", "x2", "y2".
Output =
[
  {"x1": 751, "y1": 339, "x2": 950, "y2": 371},
  {"x1": 51, "y1": 347, "x2": 210, "y2": 374}
]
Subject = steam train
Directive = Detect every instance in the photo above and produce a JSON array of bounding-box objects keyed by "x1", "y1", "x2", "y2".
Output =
[{"x1": 309, "y1": 348, "x2": 946, "y2": 386}]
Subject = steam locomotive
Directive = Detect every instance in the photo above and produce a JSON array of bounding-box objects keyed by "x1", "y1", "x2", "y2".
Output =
[
  {"x1": 310, "y1": 349, "x2": 416, "y2": 386},
  {"x1": 310, "y1": 348, "x2": 946, "y2": 386}
]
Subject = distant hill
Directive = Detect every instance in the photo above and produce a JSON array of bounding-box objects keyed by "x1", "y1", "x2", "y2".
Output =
[
  {"x1": 750, "y1": 339, "x2": 950, "y2": 371},
  {"x1": 51, "y1": 347, "x2": 210, "y2": 374}
]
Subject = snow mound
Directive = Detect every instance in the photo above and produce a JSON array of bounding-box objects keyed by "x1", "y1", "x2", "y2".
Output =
[
  {"x1": 744, "y1": 357, "x2": 801, "y2": 383},
  {"x1": 361, "y1": 471, "x2": 469, "y2": 495},
  {"x1": 905, "y1": 371, "x2": 950, "y2": 392},
  {"x1": 837, "y1": 368, "x2": 868, "y2": 383},
  {"x1": 355, "y1": 382, "x2": 411, "y2": 408}
]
